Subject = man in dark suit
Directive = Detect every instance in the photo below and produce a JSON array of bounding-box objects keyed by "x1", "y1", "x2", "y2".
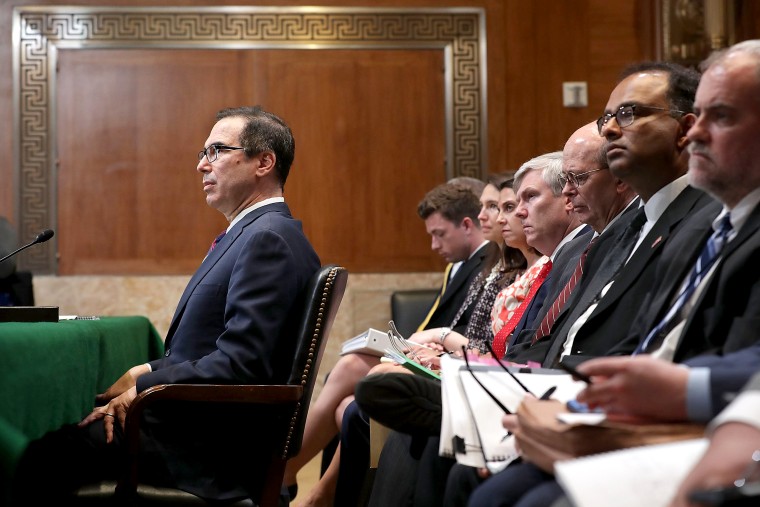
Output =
[
  {"x1": 13, "y1": 106, "x2": 320, "y2": 504},
  {"x1": 442, "y1": 121, "x2": 639, "y2": 506},
  {"x1": 495, "y1": 151, "x2": 588, "y2": 351},
  {"x1": 462, "y1": 61, "x2": 720, "y2": 507},
  {"x1": 576, "y1": 39, "x2": 760, "y2": 418},
  {"x1": 293, "y1": 180, "x2": 492, "y2": 507},
  {"x1": 355, "y1": 151, "x2": 590, "y2": 507},
  {"x1": 416, "y1": 181, "x2": 494, "y2": 333},
  {"x1": 537, "y1": 61, "x2": 714, "y2": 368},
  {"x1": 505, "y1": 121, "x2": 638, "y2": 363},
  {"x1": 506, "y1": 40, "x2": 760, "y2": 507}
]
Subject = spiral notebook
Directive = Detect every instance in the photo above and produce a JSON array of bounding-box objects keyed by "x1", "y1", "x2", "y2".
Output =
[{"x1": 439, "y1": 356, "x2": 586, "y2": 469}]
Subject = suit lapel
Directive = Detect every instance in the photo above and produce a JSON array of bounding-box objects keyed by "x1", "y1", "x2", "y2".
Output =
[
  {"x1": 594, "y1": 187, "x2": 710, "y2": 316},
  {"x1": 438, "y1": 244, "x2": 486, "y2": 307},
  {"x1": 164, "y1": 203, "x2": 288, "y2": 343},
  {"x1": 679, "y1": 202, "x2": 760, "y2": 346}
]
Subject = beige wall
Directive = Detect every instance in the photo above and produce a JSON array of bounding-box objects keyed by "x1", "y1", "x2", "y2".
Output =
[{"x1": 34, "y1": 272, "x2": 442, "y2": 399}]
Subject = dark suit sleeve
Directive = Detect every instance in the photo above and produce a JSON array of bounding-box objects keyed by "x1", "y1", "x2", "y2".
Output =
[
  {"x1": 138, "y1": 227, "x2": 308, "y2": 390},
  {"x1": 685, "y1": 345, "x2": 760, "y2": 417}
]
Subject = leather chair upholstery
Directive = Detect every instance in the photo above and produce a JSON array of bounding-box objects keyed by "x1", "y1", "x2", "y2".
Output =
[
  {"x1": 74, "y1": 265, "x2": 348, "y2": 507},
  {"x1": 390, "y1": 289, "x2": 439, "y2": 337}
]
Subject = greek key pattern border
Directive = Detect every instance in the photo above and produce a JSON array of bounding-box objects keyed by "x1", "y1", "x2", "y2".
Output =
[{"x1": 13, "y1": 7, "x2": 486, "y2": 273}]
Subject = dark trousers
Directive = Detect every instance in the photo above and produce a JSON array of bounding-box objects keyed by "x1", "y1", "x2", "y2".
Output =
[
  {"x1": 467, "y1": 462, "x2": 561, "y2": 507},
  {"x1": 369, "y1": 432, "x2": 455, "y2": 507},
  {"x1": 335, "y1": 400, "x2": 372, "y2": 507},
  {"x1": 11, "y1": 419, "x2": 173, "y2": 506}
]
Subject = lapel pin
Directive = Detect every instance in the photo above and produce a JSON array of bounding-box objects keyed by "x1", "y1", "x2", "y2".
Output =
[{"x1": 651, "y1": 236, "x2": 662, "y2": 248}]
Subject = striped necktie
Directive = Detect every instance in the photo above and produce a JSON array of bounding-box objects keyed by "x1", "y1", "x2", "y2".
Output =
[
  {"x1": 635, "y1": 213, "x2": 733, "y2": 354},
  {"x1": 417, "y1": 263, "x2": 453, "y2": 332},
  {"x1": 532, "y1": 238, "x2": 596, "y2": 344}
]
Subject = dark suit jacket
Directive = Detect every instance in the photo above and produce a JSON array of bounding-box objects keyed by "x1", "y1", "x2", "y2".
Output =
[
  {"x1": 424, "y1": 242, "x2": 494, "y2": 334},
  {"x1": 504, "y1": 226, "x2": 593, "y2": 360},
  {"x1": 547, "y1": 188, "x2": 716, "y2": 367},
  {"x1": 685, "y1": 346, "x2": 760, "y2": 419},
  {"x1": 137, "y1": 202, "x2": 320, "y2": 501},
  {"x1": 509, "y1": 203, "x2": 641, "y2": 364},
  {"x1": 619, "y1": 199, "x2": 760, "y2": 364}
]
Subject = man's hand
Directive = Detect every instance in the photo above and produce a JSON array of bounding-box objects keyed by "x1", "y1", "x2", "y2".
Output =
[
  {"x1": 670, "y1": 422, "x2": 760, "y2": 507},
  {"x1": 79, "y1": 386, "x2": 137, "y2": 444},
  {"x1": 95, "y1": 363, "x2": 150, "y2": 404},
  {"x1": 575, "y1": 355, "x2": 689, "y2": 421}
]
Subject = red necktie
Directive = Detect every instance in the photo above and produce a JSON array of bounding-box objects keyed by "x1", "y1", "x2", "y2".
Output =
[
  {"x1": 208, "y1": 231, "x2": 226, "y2": 254},
  {"x1": 490, "y1": 260, "x2": 552, "y2": 359},
  {"x1": 532, "y1": 238, "x2": 596, "y2": 344}
]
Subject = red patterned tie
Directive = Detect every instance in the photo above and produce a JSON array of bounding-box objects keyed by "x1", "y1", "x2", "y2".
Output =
[
  {"x1": 490, "y1": 260, "x2": 552, "y2": 359},
  {"x1": 532, "y1": 238, "x2": 596, "y2": 344},
  {"x1": 208, "y1": 231, "x2": 226, "y2": 253}
]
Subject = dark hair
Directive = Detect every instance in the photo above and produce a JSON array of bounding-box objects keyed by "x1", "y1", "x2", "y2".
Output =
[
  {"x1": 417, "y1": 182, "x2": 481, "y2": 226},
  {"x1": 216, "y1": 106, "x2": 295, "y2": 188},
  {"x1": 618, "y1": 61, "x2": 701, "y2": 114},
  {"x1": 486, "y1": 172, "x2": 513, "y2": 190}
]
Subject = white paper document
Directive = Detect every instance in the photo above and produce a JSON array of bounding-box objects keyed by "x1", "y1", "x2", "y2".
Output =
[
  {"x1": 439, "y1": 356, "x2": 587, "y2": 469},
  {"x1": 555, "y1": 438, "x2": 709, "y2": 507}
]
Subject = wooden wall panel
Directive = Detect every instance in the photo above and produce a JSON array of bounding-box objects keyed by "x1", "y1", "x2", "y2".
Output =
[
  {"x1": 57, "y1": 49, "x2": 235, "y2": 274},
  {"x1": 56, "y1": 48, "x2": 445, "y2": 274},
  {"x1": 502, "y1": 0, "x2": 651, "y2": 169},
  {"x1": 247, "y1": 50, "x2": 445, "y2": 272}
]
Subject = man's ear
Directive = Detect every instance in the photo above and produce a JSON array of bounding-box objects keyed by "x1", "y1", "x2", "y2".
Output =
[
  {"x1": 255, "y1": 151, "x2": 277, "y2": 177},
  {"x1": 460, "y1": 216, "x2": 475, "y2": 233},
  {"x1": 676, "y1": 113, "x2": 697, "y2": 151}
]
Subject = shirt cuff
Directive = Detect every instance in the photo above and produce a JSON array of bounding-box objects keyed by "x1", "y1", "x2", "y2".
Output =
[
  {"x1": 686, "y1": 367, "x2": 713, "y2": 423},
  {"x1": 145, "y1": 362, "x2": 152, "y2": 372},
  {"x1": 709, "y1": 391, "x2": 760, "y2": 434}
]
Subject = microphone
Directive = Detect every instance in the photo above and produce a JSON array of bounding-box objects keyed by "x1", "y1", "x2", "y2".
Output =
[{"x1": 0, "y1": 229, "x2": 55, "y2": 264}]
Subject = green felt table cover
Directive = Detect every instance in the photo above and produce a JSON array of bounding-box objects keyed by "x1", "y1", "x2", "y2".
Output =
[{"x1": 0, "y1": 316, "x2": 163, "y2": 500}]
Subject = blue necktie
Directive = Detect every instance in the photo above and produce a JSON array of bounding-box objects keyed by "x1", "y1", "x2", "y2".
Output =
[{"x1": 635, "y1": 213, "x2": 733, "y2": 354}]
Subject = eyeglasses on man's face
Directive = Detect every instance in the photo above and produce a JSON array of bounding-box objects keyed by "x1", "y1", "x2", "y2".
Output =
[
  {"x1": 561, "y1": 167, "x2": 607, "y2": 188},
  {"x1": 198, "y1": 144, "x2": 245, "y2": 163},
  {"x1": 596, "y1": 104, "x2": 686, "y2": 135}
]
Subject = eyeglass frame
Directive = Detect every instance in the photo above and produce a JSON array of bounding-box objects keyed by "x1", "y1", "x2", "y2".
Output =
[
  {"x1": 561, "y1": 167, "x2": 608, "y2": 188},
  {"x1": 198, "y1": 144, "x2": 245, "y2": 163},
  {"x1": 596, "y1": 103, "x2": 687, "y2": 135}
]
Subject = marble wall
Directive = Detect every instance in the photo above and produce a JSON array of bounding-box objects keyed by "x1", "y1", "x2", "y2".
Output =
[{"x1": 34, "y1": 272, "x2": 441, "y2": 399}]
